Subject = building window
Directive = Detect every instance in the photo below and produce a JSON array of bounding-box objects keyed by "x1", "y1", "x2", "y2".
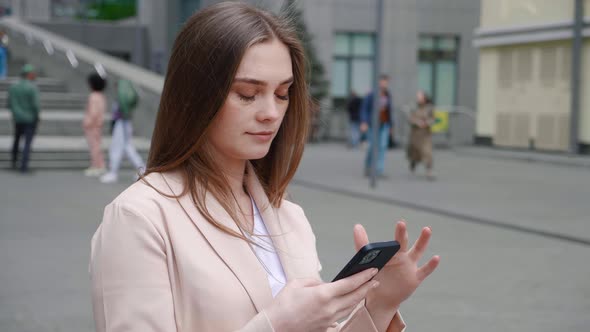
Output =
[
  {"x1": 332, "y1": 32, "x2": 375, "y2": 109},
  {"x1": 418, "y1": 35, "x2": 460, "y2": 106}
]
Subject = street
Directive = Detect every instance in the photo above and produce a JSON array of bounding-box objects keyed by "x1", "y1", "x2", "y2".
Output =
[{"x1": 1, "y1": 143, "x2": 589, "y2": 331}]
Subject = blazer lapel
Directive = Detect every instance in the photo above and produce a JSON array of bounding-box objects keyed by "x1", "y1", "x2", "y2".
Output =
[
  {"x1": 159, "y1": 172, "x2": 273, "y2": 313},
  {"x1": 245, "y1": 163, "x2": 316, "y2": 281}
]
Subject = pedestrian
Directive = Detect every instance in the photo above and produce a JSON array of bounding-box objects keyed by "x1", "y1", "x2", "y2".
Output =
[
  {"x1": 82, "y1": 72, "x2": 107, "y2": 177},
  {"x1": 0, "y1": 30, "x2": 8, "y2": 80},
  {"x1": 407, "y1": 90, "x2": 436, "y2": 180},
  {"x1": 8, "y1": 64, "x2": 39, "y2": 173},
  {"x1": 99, "y1": 79, "x2": 145, "y2": 183},
  {"x1": 360, "y1": 74, "x2": 393, "y2": 178},
  {"x1": 90, "y1": 3, "x2": 439, "y2": 331},
  {"x1": 346, "y1": 90, "x2": 362, "y2": 148}
]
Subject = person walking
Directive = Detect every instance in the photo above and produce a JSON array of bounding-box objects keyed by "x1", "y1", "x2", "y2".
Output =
[
  {"x1": 99, "y1": 79, "x2": 145, "y2": 183},
  {"x1": 8, "y1": 64, "x2": 39, "y2": 173},
  {"x1": 407, "y1": 90, "x2": 436, "y2": 180},
  {"x1": 346, "y1": 90, "x2": 362, "y2": 148},
  {"x1": 0, "y1": 30, "x2": 9, "y2": 80},
  {"x1": 360, "y1": 75, "x2": 393, "y2": 178},
  {"x1": 82, "y1": 72, "x2": 107, "y2": 177}
]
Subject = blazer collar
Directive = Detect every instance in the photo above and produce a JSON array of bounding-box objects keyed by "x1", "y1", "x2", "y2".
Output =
[
  {"x1": 160, "y1": 164, "x2": 296, "y2": 313},
  {"x1": 244, "y1": 163, "x2": 298, "y2": 281}
]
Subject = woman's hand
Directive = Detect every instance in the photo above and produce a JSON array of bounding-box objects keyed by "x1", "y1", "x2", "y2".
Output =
[
  {"x1": 355, "y1": 222, "x2": 440, "y2": 329},
  {"x1": 265, "y1": 267, "x2": 380, "y2": 332}
]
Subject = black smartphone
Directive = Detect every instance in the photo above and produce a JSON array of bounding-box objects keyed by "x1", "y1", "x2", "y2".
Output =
[{"x1": 332, "y1": 241, "x2": 400, "y2": 282}]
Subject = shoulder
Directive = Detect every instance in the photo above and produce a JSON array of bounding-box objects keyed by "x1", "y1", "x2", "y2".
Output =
[
  {"x1": 277, "y1": 198, "x2": 305, "y2": 219},
  {"x1": 102, "y1": 172, "x2": 179, "y2": 231},
  {"x1": 8, "y1": 82, "x2": 20, "y2": 91},
  {"x1": 277, "y1": 198, "x2": 315, "y2": 235},
  {"x1": 109, "y1": 172, "x2": 174, "y2": 210}
]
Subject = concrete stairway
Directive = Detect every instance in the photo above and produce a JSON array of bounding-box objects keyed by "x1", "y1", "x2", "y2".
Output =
[{"x1": 0, "y1": 65, "x2": 150, "y2": 170}]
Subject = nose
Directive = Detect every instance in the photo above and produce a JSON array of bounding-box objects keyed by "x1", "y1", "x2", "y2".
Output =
[{"x1": 256, "y1": 95, "x2": 283, "y2": 122}]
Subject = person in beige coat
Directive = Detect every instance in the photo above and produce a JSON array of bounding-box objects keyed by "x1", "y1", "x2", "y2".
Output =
[
  {"x1": 89, "y1": 3, "x2": 440, "y2": 331},
  {"x1": 407, "y1": 91, "x2": 436, "y2": 180}
]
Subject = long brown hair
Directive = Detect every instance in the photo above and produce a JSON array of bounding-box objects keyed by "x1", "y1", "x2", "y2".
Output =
[{"x1": 144, "y1": 2, "x2": 311, "y2": 240}]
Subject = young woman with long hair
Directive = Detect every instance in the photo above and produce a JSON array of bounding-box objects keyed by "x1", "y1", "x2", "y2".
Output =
[{"x1": 90, "y1": 3, "x2": 439, "y2": 331}]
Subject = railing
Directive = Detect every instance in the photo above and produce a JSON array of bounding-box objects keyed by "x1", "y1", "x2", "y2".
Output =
[{"x1": 0, "y1": 16, "x2": 163, "y2": 138}]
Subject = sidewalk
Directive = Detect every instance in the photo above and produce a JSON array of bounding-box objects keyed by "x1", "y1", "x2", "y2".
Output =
[
  {"x1": 1, "y1": 143, "x2": 588, "y2": 332},
  {"x1": 295, "y1": 143, "x2": 590, "y2": 246},
  {"x1": 454, "y1": 146, "x2": 590, "y2": 168}
]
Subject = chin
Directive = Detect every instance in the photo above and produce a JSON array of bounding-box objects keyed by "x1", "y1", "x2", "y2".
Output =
[{"x1": 244, "y1": 146, "x2": 272, "y2": 160}]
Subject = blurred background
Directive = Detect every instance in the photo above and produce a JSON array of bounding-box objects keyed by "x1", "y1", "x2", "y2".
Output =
[{"x1": 0, "y1": 1, "x2": 588, "y2": 331}]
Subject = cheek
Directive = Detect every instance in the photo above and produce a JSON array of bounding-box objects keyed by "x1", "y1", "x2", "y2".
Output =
[
  {"x1": 215, "y1": 102, "x2": 243, "y2": 131},
  {"x1": 278, "y1": 104, "x2": 289, "y2": 120}
]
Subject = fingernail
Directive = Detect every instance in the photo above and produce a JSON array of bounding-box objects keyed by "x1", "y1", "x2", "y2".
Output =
[
  {"x1": 372, "y1": 281, "x2": 380, "y2": 288},
  {"x1": 371, "y1": 268, "x2": 379, "y2": 276}
]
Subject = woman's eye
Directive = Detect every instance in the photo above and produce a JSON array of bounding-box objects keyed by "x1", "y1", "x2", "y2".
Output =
[
  {"x1": 276, "y1": 94, "x2": 289, "y2": 101},
  {"x1": 238, "y1": 94, "x2": 255, "y2": 102}
]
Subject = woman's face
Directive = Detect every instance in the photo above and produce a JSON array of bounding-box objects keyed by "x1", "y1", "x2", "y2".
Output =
[
  {"x1": 207, "y1": 39, "x2": 293, "y2": 164},
  {"x1": 417, "y1": 91, "x2": 426, "y2": 104}
]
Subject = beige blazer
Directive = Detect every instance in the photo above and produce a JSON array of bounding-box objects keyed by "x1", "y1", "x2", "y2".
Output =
[{"x1": 90, "y1": 164, "x2": 406, "y2": 331}]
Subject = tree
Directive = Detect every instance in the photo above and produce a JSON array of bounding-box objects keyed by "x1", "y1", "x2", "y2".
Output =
[{"x1": 281, "y1": 0, "x2": 329, "y2": 141}]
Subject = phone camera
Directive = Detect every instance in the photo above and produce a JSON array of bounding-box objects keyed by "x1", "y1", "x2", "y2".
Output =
[{"x1": 359, "y1": 250, "x2": 381, "y2": 265}]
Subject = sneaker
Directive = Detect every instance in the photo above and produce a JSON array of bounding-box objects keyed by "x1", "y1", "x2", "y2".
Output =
[
  {"x1": 100, "y1": 172, "x2": 118, "y2": 184},
  {"x1": 84, "y1": 167, "x2": 106, "y2": 177}
]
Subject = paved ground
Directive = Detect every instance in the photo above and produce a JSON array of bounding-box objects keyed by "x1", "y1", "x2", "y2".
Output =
[{"x1": 0, "y1": 143, "x2": 588, "y2": 331}]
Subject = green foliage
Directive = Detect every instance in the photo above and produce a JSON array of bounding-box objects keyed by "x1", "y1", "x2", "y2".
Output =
[
  {"x1": 281, "y1": 0, "x2": 329, "y2": 102},
  {"x1": 81, "y1": 0, "x2": 137, "y2": 21}
]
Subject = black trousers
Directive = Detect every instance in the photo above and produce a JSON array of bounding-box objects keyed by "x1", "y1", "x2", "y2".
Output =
[{"x1": 11, "y1": 122, "x2": 37, "y2": 172}]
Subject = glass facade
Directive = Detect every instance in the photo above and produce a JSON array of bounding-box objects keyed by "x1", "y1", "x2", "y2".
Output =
[
  {"x1": 331, "y1": 32, "x2": 375, "y2": 109},
  {"x1": 418, "y1": 35, "x2": 460, "y2": 106}
]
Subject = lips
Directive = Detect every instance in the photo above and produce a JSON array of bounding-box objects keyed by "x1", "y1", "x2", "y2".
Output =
[
  {"x1": 247, "y1": 131, "x2": 274, "y2": 142},
  {"x1": 248, "y1": 131, "x2": 273, "y2": 135}
]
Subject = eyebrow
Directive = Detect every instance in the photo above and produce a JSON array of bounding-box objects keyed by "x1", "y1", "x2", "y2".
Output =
[{"x1": 233, "y1": 77, "x2": 294, "y2": 86}]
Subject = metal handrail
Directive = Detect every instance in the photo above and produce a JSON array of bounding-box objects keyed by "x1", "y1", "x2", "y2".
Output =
[{"x1": 0, "y1": 16, "x2": 164, "y2": 94}]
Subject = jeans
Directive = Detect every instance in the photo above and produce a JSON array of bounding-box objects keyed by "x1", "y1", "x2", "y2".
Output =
[
  {"x1": 364, "y1": 124, "x2": 391, "y2": 175},
  {"x1": 349, "y1": 121, "x2": 361, "y2": 147},
  {"x1": 11, "y1": 122, "x2": 37, "y2": 172}
]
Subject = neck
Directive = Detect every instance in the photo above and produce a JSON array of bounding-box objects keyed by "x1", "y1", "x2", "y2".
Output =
[{"x1": 219, "y1": 157, "x2": 248, "y2": 198}]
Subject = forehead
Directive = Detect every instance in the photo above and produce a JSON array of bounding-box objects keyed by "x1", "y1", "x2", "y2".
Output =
[{"x1": 234, "y1": 39, "x2": 293, "y2": 82}]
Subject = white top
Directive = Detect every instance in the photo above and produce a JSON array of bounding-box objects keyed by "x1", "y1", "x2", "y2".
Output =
[{"x1": 248, "y1": 196, "x2": 287, "y2": 297}]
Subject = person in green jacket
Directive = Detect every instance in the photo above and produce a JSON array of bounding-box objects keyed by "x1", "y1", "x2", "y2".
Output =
[
  {"x1": 100, "y1": 79, "x2": 145, "y2": 183},
  {"x1": 8, "y1": 64, "x2": 40, "y2": 173}
]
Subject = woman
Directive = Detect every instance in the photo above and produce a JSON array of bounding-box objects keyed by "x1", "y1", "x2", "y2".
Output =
[
  {"x1": 407, "y1": 90, "x2": 436, "y2": 180},
  {"x1": 82, "y1": 72, "x2": 107, "y2": 177},
  {"x1": 90, "y1": 3, "x2": 440, "y2": 331}
]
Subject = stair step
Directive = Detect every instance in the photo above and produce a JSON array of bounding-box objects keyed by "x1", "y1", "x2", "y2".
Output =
[
  {"x1": 0, "y1": 91, "x2": 86, "y2": 100},
  {"x1": 0, "y1": 135, "x2": 151, "y2": 152},
  {"x1": 0, "y1": 77, "x2": 68, "y2": 93},
  {"x1": 0, "y1": 158, "x2": 148, "y2": 170},
  {"x1": 0, "y1": 108, "x2": 85, "y2": 114},
  {"x1": 0, "y1": 92, "x2": 87, "y2": 109},
  {"x1": 0, "y1": 111, "x2": 112, "y2": 136}
]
